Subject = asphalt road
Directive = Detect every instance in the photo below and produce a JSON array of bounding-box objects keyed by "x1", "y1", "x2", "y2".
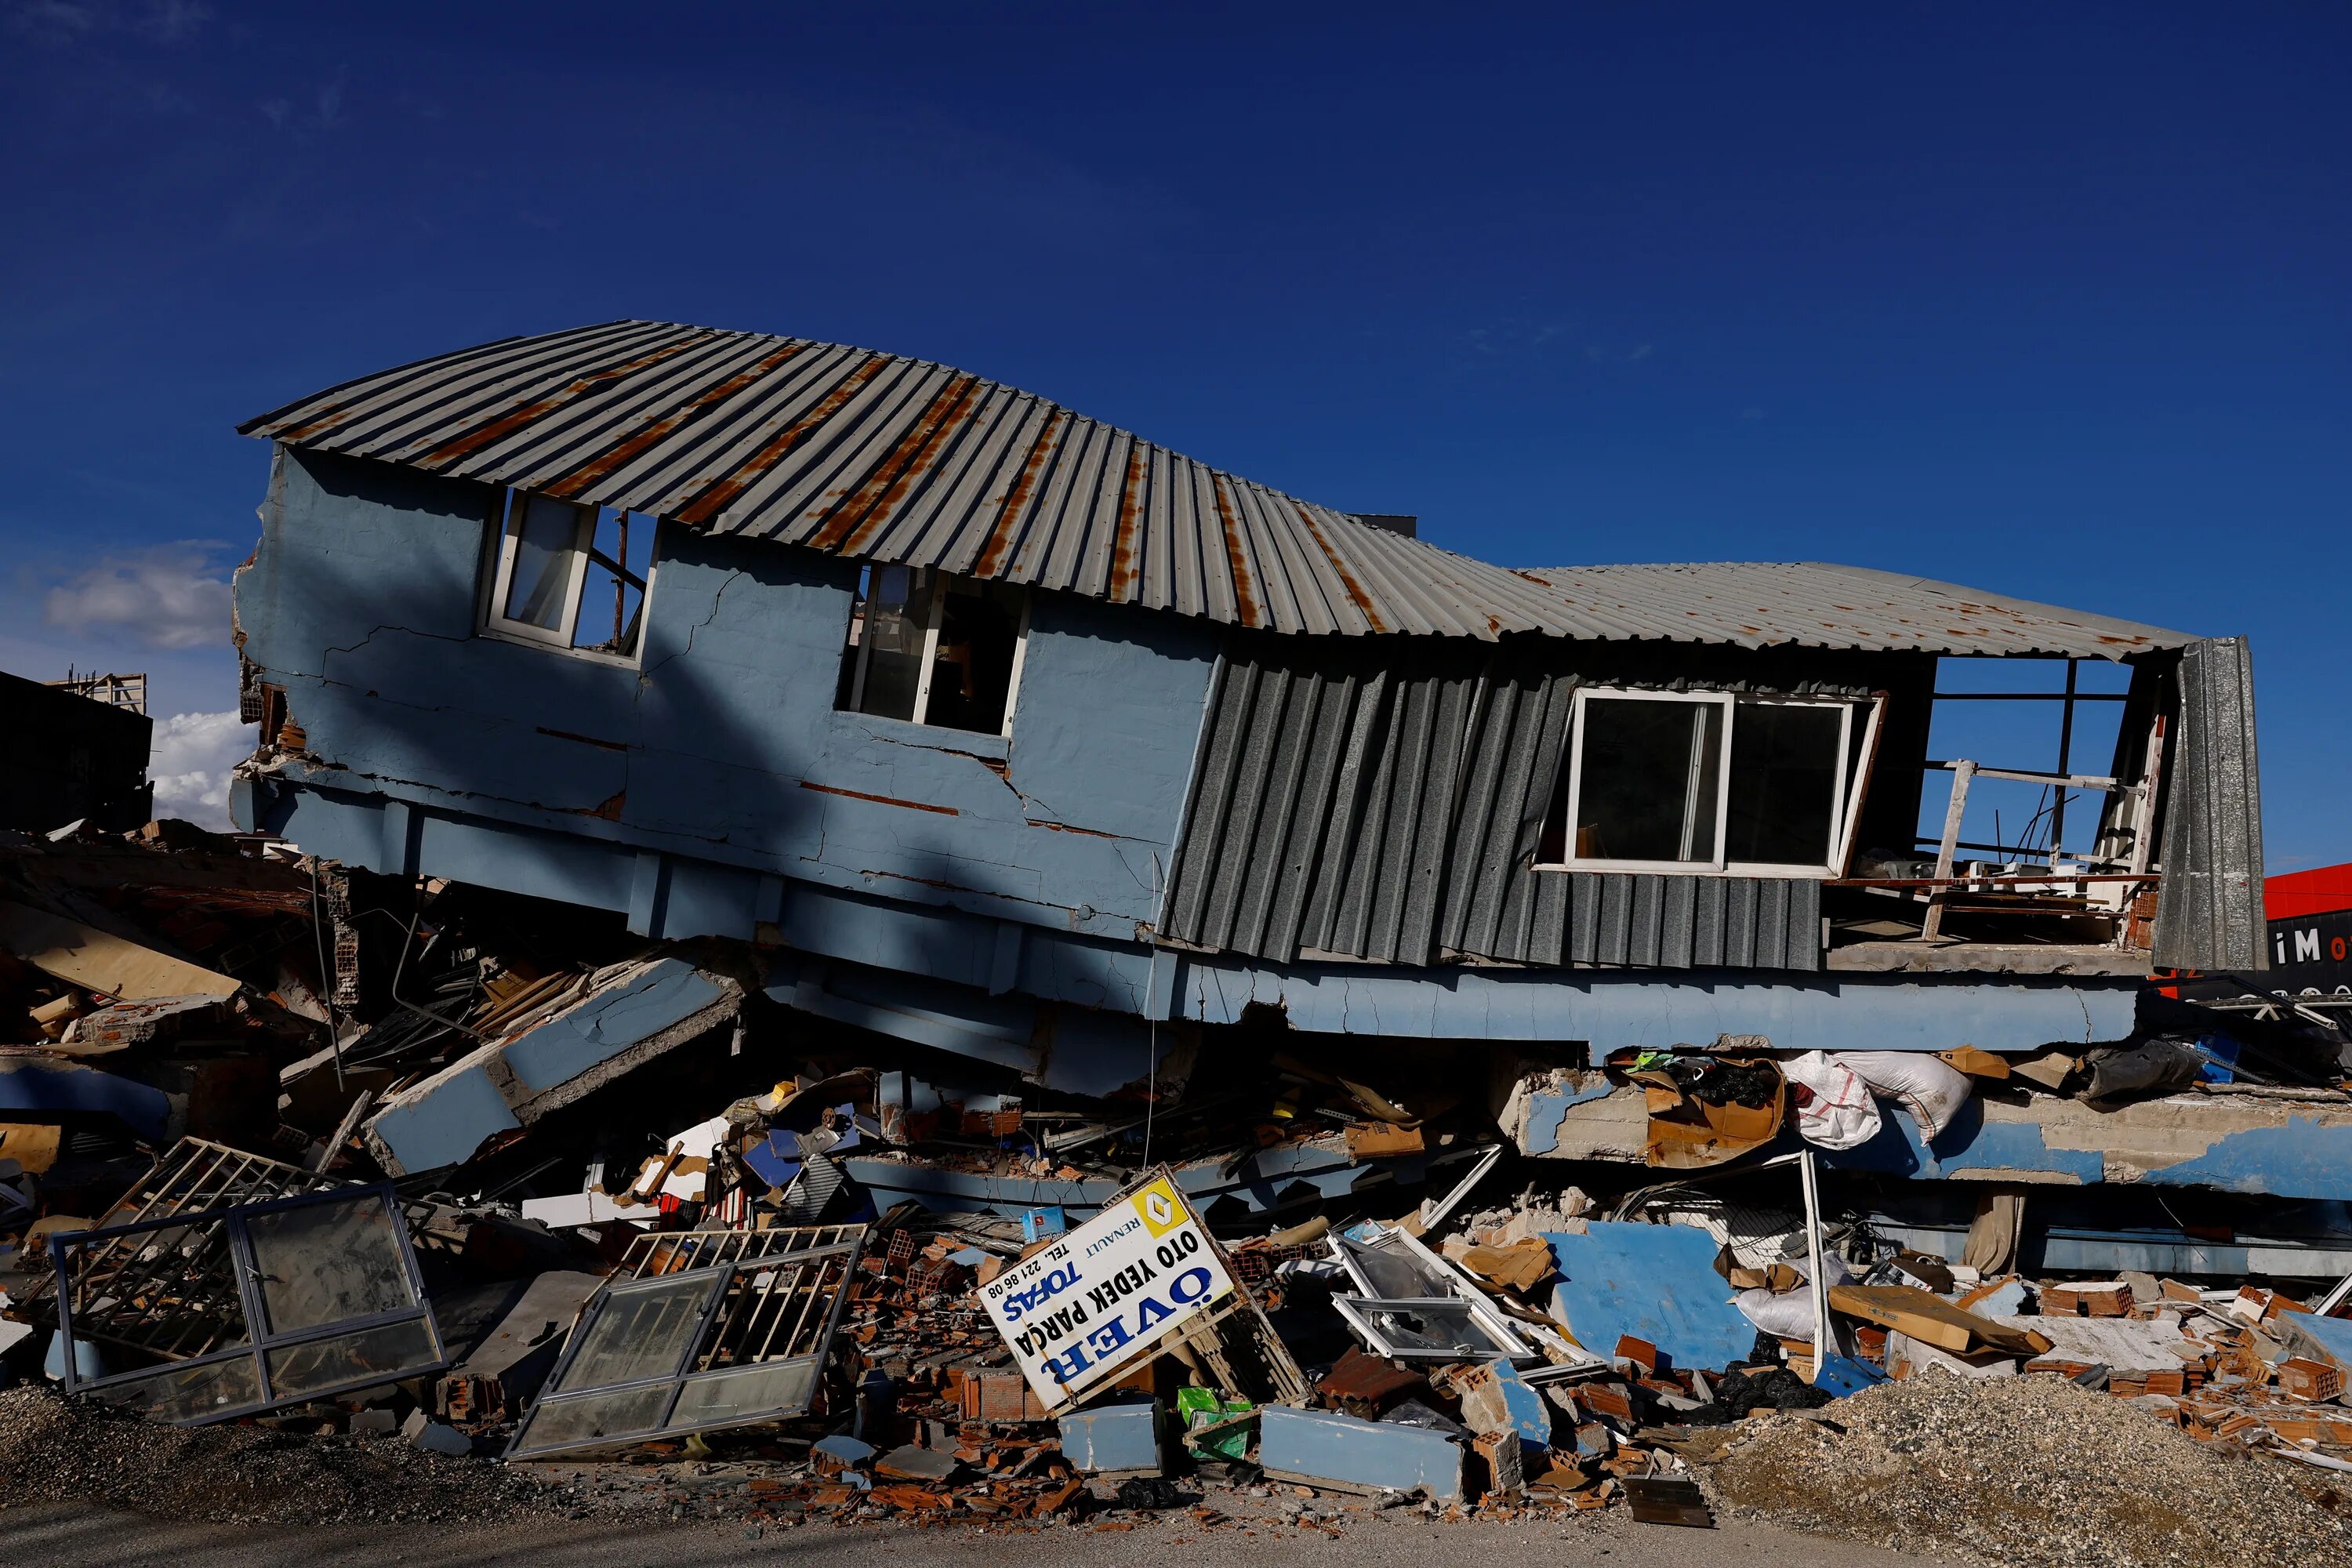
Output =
[{"x1": 10, "y1": 1500, "x2": 1955, "y2": 1568}]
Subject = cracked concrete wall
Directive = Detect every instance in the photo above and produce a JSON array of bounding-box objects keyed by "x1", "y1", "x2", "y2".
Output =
[{"x1": 234, "y1": 449, "x2": 1217, "y2": 945}]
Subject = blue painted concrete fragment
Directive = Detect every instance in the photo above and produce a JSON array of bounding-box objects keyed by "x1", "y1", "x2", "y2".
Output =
[
  {"x1": 1818, "y1": 1100, "x2": 2107, "y2": 1185},
  {"x1": 363, "y1": 1058, "x2": 520, "y2": 1174},
  {"x1": 1257, "y1": 1406, "x2": 1463, "y2": 1500},
  {"x1": 502, "y1": 962, "x2": 731, "y2": 1097},
  {"x1": 1544, "y1": 1222, "x2": 1754, "y2": 1371},
  {"x1": 2144, "y1": 1118, "x2": 2352, "y2": 1198},
  {"x1": 363, "y1": 957, "x2": 739, "y2": 1174},
  {"x1": 1057, "y1": 1398, "x2": 1164, "y2": 1475},
  {"x1": 1522, "y1": 1083, "x2": 1617, "y2": 1156}
]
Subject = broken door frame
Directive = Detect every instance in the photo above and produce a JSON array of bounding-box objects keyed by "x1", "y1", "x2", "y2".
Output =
[
  {"x1": 50, "y1": 1181, "x2": 445, "y2": 1425},
  {"x1": 505, "y1": 1224, "x2": 867, "y2": 1461}
]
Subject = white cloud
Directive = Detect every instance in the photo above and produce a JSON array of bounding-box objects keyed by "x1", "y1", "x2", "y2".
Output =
[
  {"x1": 148, "y1": 709, "x2": 250, "y2": 829},
  {"x1": 44, "y1": 541, "x2": 233, "y2": 651}
]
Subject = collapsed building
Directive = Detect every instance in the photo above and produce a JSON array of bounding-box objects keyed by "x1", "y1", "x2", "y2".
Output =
[{"x1": 1, "y1": 319, "x2": 2345, "y2": 1527}]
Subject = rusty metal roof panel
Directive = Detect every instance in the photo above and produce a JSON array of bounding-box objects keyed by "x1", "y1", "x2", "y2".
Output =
[
  {"x1": 244, "y1": 321, "x2": 2198, "y2": 653},
  {"x1": 1510, "y1": 561, "x2": 2194, "y2": 658}
]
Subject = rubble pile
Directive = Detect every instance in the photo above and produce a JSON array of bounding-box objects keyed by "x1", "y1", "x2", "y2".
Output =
[
  {"x1": 1706, "y1": 1371, "x2": 2352, "y2": 1568},
  {"x1": 0, "y1": 818, "x2": 2349, "y2": 1564}
]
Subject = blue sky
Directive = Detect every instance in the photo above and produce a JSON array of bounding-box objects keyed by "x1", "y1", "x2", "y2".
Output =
[{"x1": 1, "y1": 2, "x2": 2343, "y2": 862}]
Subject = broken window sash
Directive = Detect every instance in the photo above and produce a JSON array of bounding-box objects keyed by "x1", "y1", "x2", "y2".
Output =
[
  {"x1": 483, "y1": 491, "x2": 658, "y2": 661},
  {"x1": 1544, "y1": 687, "x2": 1875, "y2": 876},
  {"x1": 15, "y1": 1137, "x2": 336, "y2": 1317},
  {"x1": 506, "y1": 1224, "x2": 867, "y2": 1461},
  {"x1": 1332, "y1": 1297, "x2": 1527, "y2": 1359},
  {"x1": 50, "y1": 1182, "x2": 444, "y2": 1425},
  {"x1": 1327, "y1": 1225, "x2": 1537, "y2": 1362},
  {"x1": 839, "y1": 565, "x2": 1028, "y2": 738}
]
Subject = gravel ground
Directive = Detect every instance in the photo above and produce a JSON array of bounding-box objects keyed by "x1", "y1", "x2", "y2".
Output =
[
  {"x1": 0, "y1": 1387, "x2": 620, "y2": 1527},
  {"x1": 1704, "y1": 1370, "x2": 2352, "y2": 1568},
  {"x1": 10, "y1": 1497, "x2": 1951, "y2": 1568}
]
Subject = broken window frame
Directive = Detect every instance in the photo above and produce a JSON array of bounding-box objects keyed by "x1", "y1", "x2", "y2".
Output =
[
  {"x1": 481, "y1": 489, "x2": 659, "y2": 665},
  {"x1": 1327, "y1": 1225, "x2": 1536, "y2": 1361},
  {"x1": 50, "y1": 1181, "x2": 445, "y2": 1425},
  {"x1": 1330, "y1": 1295, "x2": 1531, "y2": 1361},
  {"x1": 506, "y1": 1224, "x2": 866, "y2": 1461},
  {"x1": 1544, "y1": 686, "x2": 1884, "y2": 878},
  {"x1": 839, "y1": 564, "x2": 1031, "y2": 739}
]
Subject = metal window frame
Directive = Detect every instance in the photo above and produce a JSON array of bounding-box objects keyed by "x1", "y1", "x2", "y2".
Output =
[
  {"x1": 1544, "y1": 687, "x2": 1878, "y2": 878},
  {"x1": 16, "y1": 1137, "x2": 335, "y2": 1315},
  {"x1": 843, "y1": 566, "x2": 1029, "y2": 735},
  {"x1": 50, "y1": 1181, "x2": 445, "y2": 1425},
  {"x1": 1720, "y1": 695, "x2": 1857, "y2": 878},
  {"x1": 506, "y1": 1224, "x2": 866, "y2": 1461},
  {"x1": 1327, "y1": 1225, "x2": 1534, "y2": 1359}
]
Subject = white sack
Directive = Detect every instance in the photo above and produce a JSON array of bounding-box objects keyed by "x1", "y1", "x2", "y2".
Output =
[
  {"x1": 1782, "y1": 1051, "x2": 1882, "y2": 1149},
  {"x1": 1833, "y1": 1050, "x2": 1974, "y2": 1140}
]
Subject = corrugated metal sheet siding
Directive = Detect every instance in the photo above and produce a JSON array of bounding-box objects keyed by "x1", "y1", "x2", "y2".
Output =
[
  {"x1": 1162, "y1": 644, "x2": 1822, "y2": 973},
  {"x1": 243, "y1": 321, "x2": 2198, "y2": 656},
  {"x1": 2153, "y1": 637, "x2": 2267, "y2": 971}
]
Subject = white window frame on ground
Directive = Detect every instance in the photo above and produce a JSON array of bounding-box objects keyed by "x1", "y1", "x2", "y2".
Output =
[
  {"x1": 842, "y1": 566, "x2": 1029, "y2": 739},
  {"x1": 481, "y1": 491, "x2": 656, "y2": 666},
  {"x1": 1544, "y1": 686, "x2": 1882, "y2": 878}
]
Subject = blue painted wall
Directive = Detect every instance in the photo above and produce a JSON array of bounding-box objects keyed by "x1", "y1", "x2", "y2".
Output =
[{"x1": 235, "y1": 448, "x2": 1218, "y2": 945}]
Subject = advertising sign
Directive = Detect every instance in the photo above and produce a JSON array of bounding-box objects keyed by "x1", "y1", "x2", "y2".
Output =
[{"x1": 978, "y1": 1169, "x2": 1234, "y2": 1408}]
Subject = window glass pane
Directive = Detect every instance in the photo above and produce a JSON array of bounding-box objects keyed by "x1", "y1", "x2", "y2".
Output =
[
  {"x1": 1726, "y1": 703, "x2": 1846, "y2": 866},
  {"x1": 665, "y1": 1360, "x2": 818, "y2": 1429},
  {"x1": 573, "y1": 508, "x2": 652, "y2": 656},
  {"x1": 1336, "y1": 1233, "x2": 1452, "y2": 1298},
  {"x1": 512, "y1": 1385, "x2": 674, "y2": 1455},
  {"x1": 550, "y1": 1276, "x2": 715, "y2": 1392},
  {"x1": 265, "y1": 1317, "x2": 439, "y2": 1401},
  {"x1": 503, "y1": 495, "x2": 586, "y2": 631},
  {"x1": 850, "y1": 566, "x2": 935, "y2": 722},
  {"x1": 86, "y1": 1355, "x2": 263, "y2": 1422},
  {"x1": 245, "y1": 1192, "x2": 416, "y2": 1334},
  {"x1": 1573, "y1": 697, "x2": 1723, "y2": 862},
  {"x1": 924, "y1": 580, "x2": 1023, "y2": 735}
]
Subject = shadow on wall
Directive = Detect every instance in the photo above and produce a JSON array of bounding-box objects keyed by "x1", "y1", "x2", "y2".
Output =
[{"x1": 234, "y1": 507, "x2": 1105, "y2": 944}]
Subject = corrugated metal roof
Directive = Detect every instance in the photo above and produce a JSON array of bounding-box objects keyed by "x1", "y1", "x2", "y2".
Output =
[
  {"x1": 241, "y1": 321, "x2": 2198, "y2": 655},
  {"x1": 1160, "y1": 641, "x2": 1822, "y2": 972},
  {"x1": 238, "y1": 320, "x2": 1569, "y2": 641},
  {"x1": 1512, "y1": 562, "x2": 2194, "y2": 659}
]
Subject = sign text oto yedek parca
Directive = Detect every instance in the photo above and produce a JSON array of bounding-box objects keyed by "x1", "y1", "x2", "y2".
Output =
[{"x1": 978, "y1": 1171, "x2": 1233, "y2": 1407}]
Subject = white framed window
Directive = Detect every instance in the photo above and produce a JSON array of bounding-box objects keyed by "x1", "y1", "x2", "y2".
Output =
[
  {"x1": 838, "y1": 565, "x2": 1029, "y2": 738},
  {"x1": 1539, "y1": 687, "x2": 1882, "y2": 877},
  {"x1": 482, "y1": 491, "x2": 657, "y2": 662}
]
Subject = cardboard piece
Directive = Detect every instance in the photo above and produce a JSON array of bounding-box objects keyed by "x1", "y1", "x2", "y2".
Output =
[
  {"x1": 1828, "y1": 1284, "x2": 2053, "y2": 1357},
  {"x1": 1632, "y1": 1059, "x2": 1785, "y2": 1171}
]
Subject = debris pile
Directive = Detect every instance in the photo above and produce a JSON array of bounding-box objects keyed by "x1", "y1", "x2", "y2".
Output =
[
  {"x1": 0, "y1": 817, "x2": 2349, "y2": 1565},
  {"x1": 1706, "y1": 1371, "x2": 2352, "y2": 1568}
]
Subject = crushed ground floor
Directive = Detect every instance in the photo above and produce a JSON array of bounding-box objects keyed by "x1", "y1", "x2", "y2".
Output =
[{"x1": 2, "y1": 818, "x2": 2350, "y2": 1568}]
